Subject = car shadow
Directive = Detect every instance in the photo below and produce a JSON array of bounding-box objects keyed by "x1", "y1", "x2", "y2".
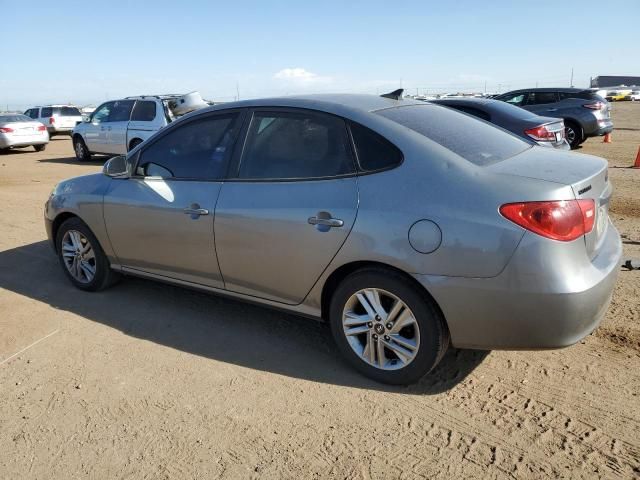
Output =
[
  {"x1": 0, "y1": 241, "x2": 488, "y2": 394},
  {"x1": 37, "y1": 156, "x2": 107, "y2": 166}
]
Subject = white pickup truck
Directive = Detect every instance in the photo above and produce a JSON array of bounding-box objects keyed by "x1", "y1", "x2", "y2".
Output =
[{"x1": 71, "y1": 92, "x2": 208, "y2": 161}]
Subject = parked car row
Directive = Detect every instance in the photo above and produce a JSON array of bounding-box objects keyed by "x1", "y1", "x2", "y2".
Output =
[
  {"x1": 492, "y1": 88, "x2": 613, "y2": 149},
  {"x1": 45, "y1": 92, "x2": 622, "y2": 384}
]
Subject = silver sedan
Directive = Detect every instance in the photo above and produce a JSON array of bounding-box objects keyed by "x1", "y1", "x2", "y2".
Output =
[
  {"x1": 44, "y1": 94, "x2": 622, "y2": 384},
  {"x1": 0, "y1": 114, "x2": 49, "y2": 152}
]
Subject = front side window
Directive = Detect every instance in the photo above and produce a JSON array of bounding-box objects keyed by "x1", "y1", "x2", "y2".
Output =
[
  {"x1": 107, "y1": 100, "x2": 135, "y2": 122},
  {"x1": 238, "y1": 110, "x2": 354, "y2": 180},
  {"x1": 136, "y1": 114, "x2": 239, "y2": 180},
  {"x1": 500, "y1": 93, "x2": 527, "y2": 106},
  {"x1": 377, "y1": 104, "x2": 530, "y2": 166},
  {"x1": 131, "y1": 101, "x2": 157, "y2": 121},
  {"x1": 349, "y1": 122, "x2": 402, "y2": 171},
  {"x1": 91, "y1": 102, "x2": 113, "y2": 124},
  {"x1": 41, "y1": 107, "x2": 52, "y2": 118}
]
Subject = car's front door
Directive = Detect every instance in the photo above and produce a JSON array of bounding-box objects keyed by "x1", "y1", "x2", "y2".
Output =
[
  {"x1": 85, "y1": 102, "x2": 113, "y2": 152},
  {"x1": 214, "y1": 109, "x2": 359, "y2": 304},
  {"x1": 103, "y1": 111, "x2": 243, "y2": 287},
  {"x1": 104, "y1": 100, "x2": 135, "y2": 155}
]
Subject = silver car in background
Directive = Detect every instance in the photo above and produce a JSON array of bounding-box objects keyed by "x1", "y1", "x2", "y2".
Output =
[
  {"x1": 44, "y1": 94, "x2": 622, "y2": 384},
  {"x1": 0, "y1": 114, "x2": 49, "y2": 152}
]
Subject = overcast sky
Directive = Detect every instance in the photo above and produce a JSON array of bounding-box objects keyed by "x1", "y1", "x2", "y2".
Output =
[{"x1": 2, "y1": 0, "x2": 638, "y2": 109}]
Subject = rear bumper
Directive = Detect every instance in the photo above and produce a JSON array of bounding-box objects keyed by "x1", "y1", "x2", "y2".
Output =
[
  {"x1": 0, "y1": 134, "x2": 48, "y2": 148},
  {"x1": 414, "y1": 221, "x2": 622, "y2": 350}
]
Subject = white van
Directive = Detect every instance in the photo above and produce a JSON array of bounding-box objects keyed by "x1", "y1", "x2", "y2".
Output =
[{"x1": 23, "y1": 105, "x2": 83, "y2": 137}]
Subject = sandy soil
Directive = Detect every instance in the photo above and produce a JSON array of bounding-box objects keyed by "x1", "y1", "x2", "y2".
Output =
[{"x1": 0, "y1": 104, "x2": 639, "y2": 479}]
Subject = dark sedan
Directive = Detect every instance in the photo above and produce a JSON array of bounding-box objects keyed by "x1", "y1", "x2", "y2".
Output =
[{"x1": 431, "y1": 98, "x2": 569, "y2": 150}]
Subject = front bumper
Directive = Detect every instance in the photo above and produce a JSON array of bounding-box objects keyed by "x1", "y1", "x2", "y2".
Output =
[{"x1": 414, "y1": 221, "x2": 622, "y2": 350}]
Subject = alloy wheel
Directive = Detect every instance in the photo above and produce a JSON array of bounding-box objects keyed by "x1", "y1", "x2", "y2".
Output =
[
  {"x1": 61, "y1": 230, "x2": 96, "y2": 283},
  {"x1": 342, "y1": 288, "x2": 420, "y2": 370}
]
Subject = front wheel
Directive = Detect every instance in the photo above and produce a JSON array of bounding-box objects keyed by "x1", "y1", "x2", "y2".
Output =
[
  {"x1": 56, "y1": 217, "x2": 119, "y2": 291},
  {"x1": 329, "y1": 268, "x2": 449, "y2": 385},
  {"x1": 73, "y1": 136, "x2": 92, "y2": 161}
]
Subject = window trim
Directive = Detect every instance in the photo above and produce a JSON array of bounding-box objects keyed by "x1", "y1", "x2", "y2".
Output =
[
  {"x1": 346, "y1": 120, "x2": 404, "y2": 175},
  {"x1": 129, "y1": 109, "x2": 246, "y2": 182},
  {"x1": 227, "y1": 107, "x2": 359, "y2": 183}
]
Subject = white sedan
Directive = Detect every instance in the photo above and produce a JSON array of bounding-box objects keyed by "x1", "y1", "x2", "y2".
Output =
[{"x1": 0, "y1": 114, "x2": 49, "y2": 152}]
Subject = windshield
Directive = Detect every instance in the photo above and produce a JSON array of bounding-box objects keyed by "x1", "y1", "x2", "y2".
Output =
[
  {"x1": 0, "y1": 114, "x2": 32, "y2": 123},
  {"x1": 53, "y1": 106, "x2": 82, "y2": 116},
  {"x1": 377, "y1": 104, "x2": 530, "y2": 166}
]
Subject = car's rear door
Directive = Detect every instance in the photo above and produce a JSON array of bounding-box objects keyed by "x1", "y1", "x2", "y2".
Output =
[
  {"x1": 214, "y1": 108, "x2": 359, "y2": 304},
  {"x1": 103, "y1": 111, "x2": 244, "y2": 287}
]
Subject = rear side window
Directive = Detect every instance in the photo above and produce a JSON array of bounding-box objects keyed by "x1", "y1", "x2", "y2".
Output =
[
  {"x1": 377, "y1": 104, "x2": 530, "y2": 166},
  {"x1": 137, "y1": 114, "x2": 239, "y2": 180},
  {"x1": 108, "y1": 100, "x2": 135, "y2": 122},
  {"x1": 527, "y1": 92, "x2": 557, "y2": 105},
  {"x1": 41, "y1": 107, "x2": 52, "y2": 118},
  {"x1": 350, "y1": 122, "x2": 402, "y2": 171},
  {"x1": 131, "y1": 101, "x2": 157, "y2": 121},
  {"x1": 238, "y1": 111, "x2": 354, "y2": 180}
]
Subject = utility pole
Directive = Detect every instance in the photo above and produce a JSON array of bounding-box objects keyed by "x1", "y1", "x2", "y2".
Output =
[
  {"x1": 570, "y1": 68, "x2": 574, "y2": 87},
  {"x1": 536, "y1": 81, "x2": 538, "y2": 88},
  {"x1": 236, "y1": 82, "x2": 240, "y2": 101},
  {"x1": 484, "y1": 80, "x2": 487, "y2": 94}
]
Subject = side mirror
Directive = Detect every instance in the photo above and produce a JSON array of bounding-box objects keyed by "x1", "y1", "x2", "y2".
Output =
[{"x1": 103, "y1": 155, "x2": 129, "y2": 178}]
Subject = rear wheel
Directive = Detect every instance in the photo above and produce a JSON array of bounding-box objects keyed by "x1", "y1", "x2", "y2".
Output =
[
  {"x1": 73, "y1": 136, "x2": 91, "y2": 161},
  {"x1": 34, "y1": 144, "x2": 46, "y2": 152},
  {"x1": 564, "y1": 121, "x2": 582, "y2": 149},
  {"x1": 56, "y1": 217, "x2": 119, "y2": 291},
  {"x1": 329, "y1": 268, "x2": 449, "y2": 385}
]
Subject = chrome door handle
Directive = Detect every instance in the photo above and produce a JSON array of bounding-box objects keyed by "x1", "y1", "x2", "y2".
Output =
[
  {"x1": 308, "y1": 214, "x2": 344, "y2": 228},
  {"x1": 546, "y1": 108, "x2": 558, "y2": 112},
  {"x1": 184, "y1": 203, "x2": 209, "y2": 218}
]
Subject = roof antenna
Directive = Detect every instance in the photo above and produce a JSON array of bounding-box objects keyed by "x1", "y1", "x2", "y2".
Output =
[{"x1": 380, "y1": 88, "x2": 404, "y2": 100}]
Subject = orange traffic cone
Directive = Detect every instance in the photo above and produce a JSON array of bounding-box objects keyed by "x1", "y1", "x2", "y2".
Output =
[
  {"x1": 633, "y1": 146, "x2": 640, "y2": 168},
  {"x1": 603, "y1": 132, "x2": 612, "y2": 143}
]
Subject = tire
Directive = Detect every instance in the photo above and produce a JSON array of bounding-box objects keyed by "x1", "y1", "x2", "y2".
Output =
[
  {"x1": 34, "y1": 144, "x2": 46, "y2": 152},
  {"x1": 55, "y1": 217, "x2": 120, "y2": 291},
  {"x1": 564, "y1": 120, "x2": 582, "y2": 149},
  {"x1": 73, "y1": 136, "x2": 92, "y2": 161},
  {"x1": 128, "y1": 138, "x2": 143, "y2": 151},
  {"x1": 329, "y1": 268, "x2": 449, "y2": 385}
]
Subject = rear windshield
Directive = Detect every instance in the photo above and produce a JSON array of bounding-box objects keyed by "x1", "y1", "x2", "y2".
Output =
[
  {"x1": 377, "y1": 104, "x2": 530, "y2": 166},
  {"x1": 559, "y1": 90, "x2": 603, "y2": 101},
  {"x1": 0, "y1": 114, "x2": 32, "y2": 123},
  {"x1": 53, "y1": 106, "x2": 82, "y2": 116}
]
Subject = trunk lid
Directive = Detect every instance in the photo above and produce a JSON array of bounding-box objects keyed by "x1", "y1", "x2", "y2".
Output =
[{"x1": 488, "y1": 147, "x2": 611, "y2": 258}]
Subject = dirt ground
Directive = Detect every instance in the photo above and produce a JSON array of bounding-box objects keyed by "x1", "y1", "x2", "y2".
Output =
[{"x1": 1, "y1": 103, "x2": 639, "y2": 479}]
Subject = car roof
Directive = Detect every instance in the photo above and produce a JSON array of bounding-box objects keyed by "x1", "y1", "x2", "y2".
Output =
[
  {"x1": 205, "y1": 94, "x2": 426, "y2": 114},
  {"x1": 500, "y1": 87, "x2": 588, "y2": 94}
]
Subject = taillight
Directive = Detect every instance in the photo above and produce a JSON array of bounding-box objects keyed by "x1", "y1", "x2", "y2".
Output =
[
  {"x1": 500, "y1": 199, "x2": 595, "y2": 241},
  {"x1": 37, "y1": 125, "x2": 46, "y2": 131},
  {"x1": 524, "y1": 125, "x2": 556, "y2": 142},
  {"x1": 0, "y1": 127, "x2": 14, "y2": 133},
  {"x1": 49, "y1": 116, "x2": 55, "y2": 124},
  {"x1": 583, "y1": 101, "x2": 605, "y2": 110}
]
